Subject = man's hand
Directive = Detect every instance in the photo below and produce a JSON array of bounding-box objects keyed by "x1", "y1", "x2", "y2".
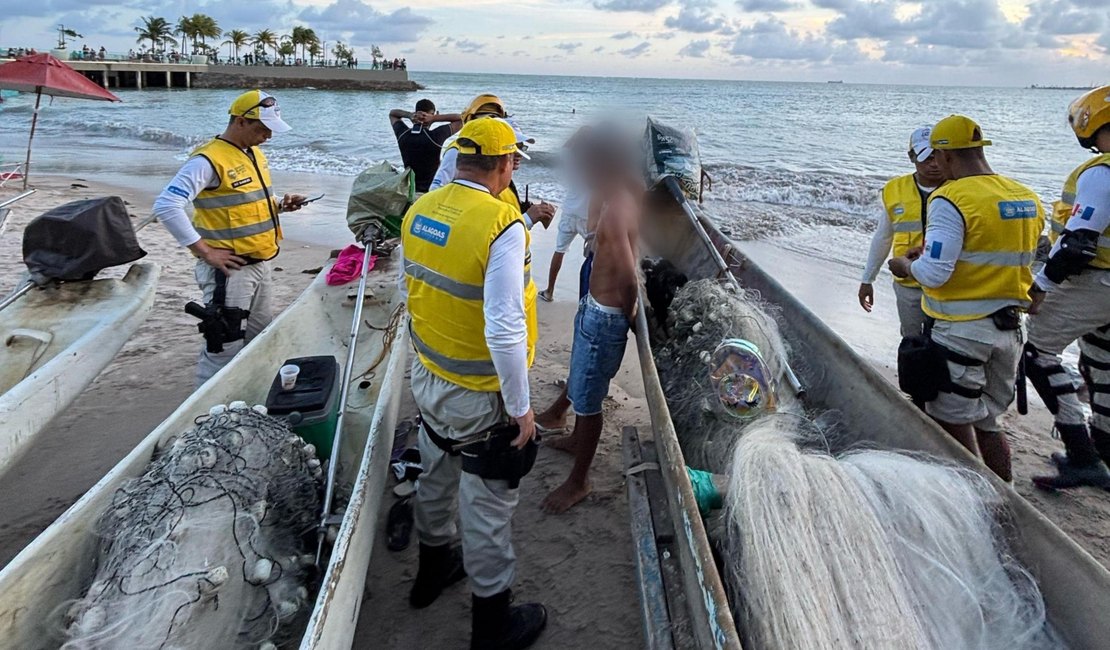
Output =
[
  {"x1": 281, "y1": 193, "x2": 308, "y2": 212},
  {"x1": 1028, "y1": 285, "x2": 1047, "y2": 314},
  {"x1": 526, "y1": 202, "x2": 557, "y2": 229},
  {"x1": 858, "y1": 283, "x2": 874, "y2": 312},
  {"x1": 888, "y1": 256, "x2": 914, "y2": 279},
  {"x1": 512, "y1": 408, "x2": 536, "y2": 449},
  {"x1": 190, "y1": 241, "x2": 247, "y2": 273}
]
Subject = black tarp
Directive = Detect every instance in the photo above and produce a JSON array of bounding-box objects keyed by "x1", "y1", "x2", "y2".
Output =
[
  {"x1": 645, "y1": 117, "x2": 704, "y2": 202},
  {"x1": 22, "y1": 196, "x2": 146, "y2": 284}
]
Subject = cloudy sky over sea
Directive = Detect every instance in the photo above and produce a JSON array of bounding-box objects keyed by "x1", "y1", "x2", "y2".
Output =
[{"x1": 2, "y1": 0, "x2": 1109, "y2": 85}]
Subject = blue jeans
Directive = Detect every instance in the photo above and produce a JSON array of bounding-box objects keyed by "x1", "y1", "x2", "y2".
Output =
[{"x1": 567, "y1": 295, "x2": 630, "y2": 416}]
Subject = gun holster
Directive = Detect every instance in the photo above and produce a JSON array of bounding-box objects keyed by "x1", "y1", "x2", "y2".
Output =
[
  {"x1": 422, "y1": 420, "x2": 539, "y2": 489},
  {"x1": 184, "y1": 270, "x2": 249, "y2": 354}
]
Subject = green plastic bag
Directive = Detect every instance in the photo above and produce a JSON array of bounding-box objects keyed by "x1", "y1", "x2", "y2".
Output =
[{"x1": 345, "y1": 162, "x2": 414, "y2": 242}]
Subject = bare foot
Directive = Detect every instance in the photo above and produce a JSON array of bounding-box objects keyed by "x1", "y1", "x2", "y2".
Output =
[
  {"x1": 541, "y1": 479, "x2": 591, "y2": 514},
  {"x1": 535, "y1": 410, "x2": 567, "y2": 432},
  {"x1": 545, "y1": 434, "x2": 578, "y2": 454}
]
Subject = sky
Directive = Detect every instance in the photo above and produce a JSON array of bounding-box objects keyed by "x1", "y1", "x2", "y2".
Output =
[{"x1": 2, "y1": 0, "x2": 1110, "y2": 86}]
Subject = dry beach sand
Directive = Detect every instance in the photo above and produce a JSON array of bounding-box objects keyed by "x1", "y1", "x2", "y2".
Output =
[{"x1": 0, "y1": 174, "x2": 1108, "y2": 649}]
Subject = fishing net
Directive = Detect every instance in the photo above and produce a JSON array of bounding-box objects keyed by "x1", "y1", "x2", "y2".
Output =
[
  {"x1": 61, "y1": 402, "x2": 322, "y2": 649},
  {"x1": 722, "y1": 420, "x2": 1061, "y2": 650},
  {"x1": 652, "y1": 278, "x2": 801, "y2": 472}
]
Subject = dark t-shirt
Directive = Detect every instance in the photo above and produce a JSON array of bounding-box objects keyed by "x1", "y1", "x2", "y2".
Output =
[{"x1": 393, "y1": 121, "x2": 452, "y2": 193}]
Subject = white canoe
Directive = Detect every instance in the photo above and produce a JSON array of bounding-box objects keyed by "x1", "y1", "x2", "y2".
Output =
[
  {"x1": 0, "y1": 262, "x2": 160, "y2": 479},
  {"x1": 629, "y1": 192, "x2": 1110, "y2": 649},
  {"x1": 0, "y1": 259, "x2": 408, "y2": 650}
]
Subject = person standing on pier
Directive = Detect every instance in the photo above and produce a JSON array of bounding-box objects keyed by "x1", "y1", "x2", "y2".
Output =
[{"x1": 151, "y1": 90, "x2": 307, "y2": 386}]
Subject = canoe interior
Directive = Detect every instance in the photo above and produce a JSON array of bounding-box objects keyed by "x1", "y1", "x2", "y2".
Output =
[
  {"x1": 0, "y1": 261, "x2": 405, "y2": 649},
  {"x1": 638, "y1": 190, "x2": 1110, "y2": 650}
]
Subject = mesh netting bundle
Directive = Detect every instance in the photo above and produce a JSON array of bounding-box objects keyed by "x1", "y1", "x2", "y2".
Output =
[
  {"x1": 654, "y1": 279, "x2": 801, "y2": 471},
  {"x1": 61, "y1": 402, "x2": 322, "y2": 649},
  {"x1": 722, "y1": 421, "x2": 1060, "y2": 650}
]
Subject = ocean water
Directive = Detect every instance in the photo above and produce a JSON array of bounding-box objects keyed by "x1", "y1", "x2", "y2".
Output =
[{"x1": 0, "y1": 72, "x2": 1094, "y2": 244}]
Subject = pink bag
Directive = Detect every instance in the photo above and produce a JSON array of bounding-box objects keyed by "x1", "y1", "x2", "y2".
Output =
[{"x1": 326, "y1": 244, "x2": 376, "y2": 286}]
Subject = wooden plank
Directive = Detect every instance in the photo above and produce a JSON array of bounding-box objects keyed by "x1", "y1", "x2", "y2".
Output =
[
  {"x1": 623, "y1": 426, "x2": 676, "y2": 650},
  {"x1": 640, "y1": 440, "x2": 698, "y2": 650}
]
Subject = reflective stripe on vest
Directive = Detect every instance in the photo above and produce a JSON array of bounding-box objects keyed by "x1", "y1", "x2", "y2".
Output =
[
  {"x1": 1051, "y1": 154, "x2": 1110, "y2": 269},
  {"x1": 882, "y1": 174, "x2": 928, "y2": 288},
  {"x1": 402, "y1": 182, "x2": 538, "y2": 392},
  {"x1": 190, "y1": 138, "x2": 280, "y2": 260},
  {"x1": 921, "y1": 175, "x2": 1044, "y2": 322}
]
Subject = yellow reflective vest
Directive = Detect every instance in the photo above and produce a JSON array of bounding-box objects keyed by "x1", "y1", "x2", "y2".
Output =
[
  {"x1": 402, "y1": 182, "x2": 539, "y2": 391},
  {"x1": 191, "y1": 138, "x2": 282, "y2": 260},
  {"x1": 1049, "y1": 153, "x2": 1110, "y2": 269},
  {"x1": 921, "y1": 175, "x2": 1044, "y2": 322},
  {"x1": 881, "y1": 173, "x2": 930, "y2": 288}
]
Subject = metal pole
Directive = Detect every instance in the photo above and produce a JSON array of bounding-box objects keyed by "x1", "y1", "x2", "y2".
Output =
[
  {"x1": 663, "y1": 176, "x2": 806, "y2": 399},
  {"x1": 0, "y1": 282, "x2": 34, "y2": 313},
  {"x1": 0, "y1": 189, "x2": 37, "y2": 211},
  {"x1": 22, "y1": 89, "x2": 42, "y2": 191},
  {"x1": 316, "y1": 236, "x2": 376, "y2": 565}
]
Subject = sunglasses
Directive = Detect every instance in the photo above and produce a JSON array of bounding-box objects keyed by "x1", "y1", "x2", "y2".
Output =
[{"x1": 238, "y1": 96, "x2": 277, "y2": 117}]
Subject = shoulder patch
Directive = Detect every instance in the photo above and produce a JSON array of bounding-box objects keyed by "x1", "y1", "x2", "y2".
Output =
[{"x1": 167, "y1": 185, "x2": 190, "y2": 199}]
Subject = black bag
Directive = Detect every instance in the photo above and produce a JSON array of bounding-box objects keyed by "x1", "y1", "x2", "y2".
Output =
[
  {"x1": 897, "y1": 334, "x2": 950, "y2": 403},
  {"x1": 22, "y1": 196, "x2": 146, "y2": 284},
  {"x1": 459, "y1": 424, "x2": 539, "y2": 490}
]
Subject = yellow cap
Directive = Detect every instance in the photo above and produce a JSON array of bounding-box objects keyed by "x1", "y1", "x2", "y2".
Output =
[
  {"x1": 455, "y1": 118, "x2": 529, "y2": 159},
  {"x1": 461, "y1": 93, "x2": 506, "y2": 122},
  {"x1": 228, "y1": 90, "x2": 291, "y2": 133},
  {"x1": 930, "y1": 114, "x2": 991, "y2": 150}
]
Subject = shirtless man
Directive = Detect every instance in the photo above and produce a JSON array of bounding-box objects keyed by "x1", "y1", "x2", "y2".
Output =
[{"x1": 540, "y1": 138, "x2": 643, "y2": 514}]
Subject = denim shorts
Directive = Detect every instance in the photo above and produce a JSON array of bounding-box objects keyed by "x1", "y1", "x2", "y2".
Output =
[{"x1": 567, "y1": 294, "x2": 631, "y2": 416}]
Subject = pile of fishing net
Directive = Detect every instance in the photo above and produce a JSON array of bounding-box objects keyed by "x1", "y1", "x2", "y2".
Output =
[
  {"x1": 650, "y1": 274, "x2": 1060, "y2": 649},
  {"x1": 722, "y1": 420, "x2": 1062, "y2": 650},
  {"x1": 651, "y1": 276, "x2": 801, "y2": 472},
  {"x1": 61, "y1": 402, "x2": 323, "y2": 649}
]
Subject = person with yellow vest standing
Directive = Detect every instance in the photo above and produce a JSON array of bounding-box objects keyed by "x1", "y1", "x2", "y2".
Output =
[
  {"x1": 889, "y1": 115, "x2": 1044, "y2": 482},
  {"x1": 859, "y1": 126, "x2": 945, "y2": 338},
  {"x1": 152, "y1": 90, "x2": 306, "y2": 386},
  {"x1": 1025, "y1": 86, "x2": 1110, "y2": 489},
  {"x1": 401, "y1": 117, "x2": 547, "y2": 650}
]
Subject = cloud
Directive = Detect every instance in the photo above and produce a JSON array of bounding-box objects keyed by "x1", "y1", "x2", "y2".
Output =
[
  {"x1": 735, "y1": 0, "x2": 797, "y2": 10},
  {"x1": 678, "y1": 39, "x2": 711, "y2": 57},
  {"x1": 611, "y1": 30, "x2": 639, "y2": 39},
  {"x1": 298, "y1": 0, "x2": 433, "y2": 44},
  {"x1": 619, "y1": 40, "x2": 652, "y2": 57},
  {"x1": 664, "y1": 5, "x2": 728, "y2": 33},
  {"x1": 728, "y1": 17, "x2": 861, "y2": 62},
  {"x1": 593, "y1": 0, "x2": 671, "y2": 11},
  {"x1": 593, "y1": 45, "x2": 606, "y2": 53},
  {"x1": 555, "y1": 41, "x2": 583, "y2": 52},
  {"x1": 454, "y1": 38, "x2": 484, "y2": 53},
  {"x1": 1024, "y1": 0, "x2": 1107, "y2": 44}
]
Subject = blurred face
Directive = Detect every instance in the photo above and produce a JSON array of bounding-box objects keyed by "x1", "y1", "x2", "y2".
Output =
[{"x1": 911, "y1": 150, "x2": 944, "y2": 186}]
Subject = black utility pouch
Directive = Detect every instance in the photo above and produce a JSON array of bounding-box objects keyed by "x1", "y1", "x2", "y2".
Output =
[
  {"x1": 898, "y1": 334, "x2": 950, "y2": 403},
  {"x1": 990, "y1": 307, "x2": 1021, "y2": 331},
  {"x1": 460, "y1": 424, "x2": 540, "y2": 489}
]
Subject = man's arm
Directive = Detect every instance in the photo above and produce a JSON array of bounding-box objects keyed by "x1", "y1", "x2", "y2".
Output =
[
  {"x1": 1036, "y1": 165, "x2": 1110, "y2": 291},
  {"x1": 389, "y1": 108, "x2": 412, "y2": 125},
  {"x1": 861, "y1": 207, "x2": 894, "y2": 284},
  {"x1": 426, "y1": 113, "x2": 464, "y2": 134},
  {"x1": 484, "y1": 221, "x2": 534, "y2": 445},
  {"x1": 906, "y1": 198, "x2": 964, "y2": 288},
  {"x1": 152, "y1": 158, "x2": 247, "y2": 272}
]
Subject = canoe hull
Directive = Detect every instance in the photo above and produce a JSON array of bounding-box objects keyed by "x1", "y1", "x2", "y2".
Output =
[
  {"x1": 0, "y1": 262, "x2": 160, "y2": 480},
  {"x1": 637, "y1": 193, "x2": 1110, "y2": 649}
]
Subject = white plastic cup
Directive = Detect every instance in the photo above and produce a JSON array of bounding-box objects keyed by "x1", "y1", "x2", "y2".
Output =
[{"x1": 279, "y1": 364, "x2": 300, "y2": 390}]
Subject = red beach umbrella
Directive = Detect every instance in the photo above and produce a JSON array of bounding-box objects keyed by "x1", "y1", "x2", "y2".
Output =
[{"x1": 0, "y1": 53, "x2": 120, "y2": 189}]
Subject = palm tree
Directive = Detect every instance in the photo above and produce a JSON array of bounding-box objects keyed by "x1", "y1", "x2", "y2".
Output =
[
  {"x1": 135, "y1": 16, "x2": 172, "y2": 54},
  {"x1": 192, "y1": 14, "x2": 221, "y2": 50},
  {"x1": 223, "y1": 29, "x2": 249, "y2": 62},
  {"x1": 278, "y1": 41, "x2": 295, "y2": 64},
  {"x1": 174, "y1": 16, "x2": 194, "y2": 56},
  {"x1": 56, "y1": 25, "x2": 83, "y2": 50},
  {"x1": 301, "y1": 28, "x2": 319, "y2": 62},
  {"x1": 252, "y1": 29, "x2": 278, "y2": 60},
  {"x1": 308, "y1": 41, "x2": 322, "y2": 66}
]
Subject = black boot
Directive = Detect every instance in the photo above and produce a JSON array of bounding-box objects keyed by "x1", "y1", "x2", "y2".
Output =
[
  {"x1": 1035, "y1": 424, "x2": 1110, "y2": 489},
  {"x1": 409, "y1": 543, "x2": 466, "y2": 609},
  {"x1": 1091, "y1": 426, "x2": 1110, "y2": 468},
  {"x1": 471, "y1": 589, "x2": 547, "y2": 650}
]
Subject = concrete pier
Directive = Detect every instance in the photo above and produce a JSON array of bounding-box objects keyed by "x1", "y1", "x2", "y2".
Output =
[{"x1": 54, "y1": 61, "x2": 419, "y2": 92}]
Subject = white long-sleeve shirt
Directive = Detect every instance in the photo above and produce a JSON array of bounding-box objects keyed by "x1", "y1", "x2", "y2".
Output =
[
  {"x1": 1035, "y1": 164, "x2": 1110, "y2": 291},
  {"x1": 151, "y1": 156, "x2": 218, "y2": 247},
  {"x1": 399, "y1": 179, "x2": 531, "y2": 417},
  {"x1": 428, "y1": 147, "x2": 458, "y2": 192},
  {"x1": 909, "y1": 196, "x2": 964, "y2": 288},
  {"x1": 861, "y1": 180, "x2": 937, "y2": 283}
]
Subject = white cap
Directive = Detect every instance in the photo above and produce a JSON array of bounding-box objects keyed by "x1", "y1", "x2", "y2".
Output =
[
  {"x1": 506, "y1": 118, "x2": 536, "y2": 147},
  {"x1": 909, "y1": 126, "x2": 933, "y2": 162}
]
